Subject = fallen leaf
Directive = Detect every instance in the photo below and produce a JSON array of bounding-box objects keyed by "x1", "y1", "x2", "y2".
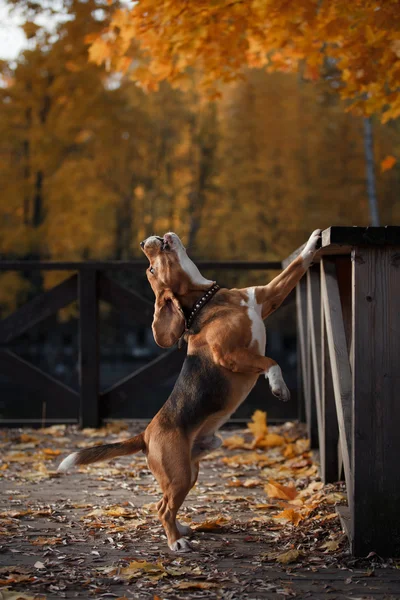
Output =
[
  {"x1": 222, "y1": 435, "x2": 249, "y2": 450},
  {"x1": 247, "y1": 409, "x2": 268, "y2": 443},
  {"x1": 192, "y1": 516, "x2": 231, "y2": 531},
  {"x1": 119, "y1": 560, "x2": 167, "y2": 581},
  {"x1": 276, "y1": 548, "x2": 302, "y2": 564},
  {"x1": 176, "y1": 581, "x2": 220, "y2": 590},
  {"x1": 274, "y1": 508, "x2": 303, "y2": 525},
  {"x1": 255, "y1": 433, "x2": 285, "y2": 448},
  {"x1": 265, "y1": 480, "x2": 298, "y2": 501},
  {"x1": 31, "y1": 536, "x2": 62, "y2": 546},
  {"x1": 320, "y1": 539, "x2": 340, "y2": 551}
]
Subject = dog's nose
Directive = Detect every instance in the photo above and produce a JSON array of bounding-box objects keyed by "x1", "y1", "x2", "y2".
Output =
[{"x1": 140, "y1": 240, "x2": 145, "y2": 248}]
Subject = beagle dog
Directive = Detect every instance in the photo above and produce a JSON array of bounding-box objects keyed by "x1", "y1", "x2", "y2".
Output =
[{"x1": 59, "y1": 229, "x2": 321, "y2": 552}]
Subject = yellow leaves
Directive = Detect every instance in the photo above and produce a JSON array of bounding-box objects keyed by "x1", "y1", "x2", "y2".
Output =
[
  {"x1": 320, "y1": 539, "x2": 340, "y2": 551},
  {"x1": 247, "y1": 411, "x2": 285, "y2": 448},
  {"x1": 265, "y1": 480, "x2": 298, "y2": 502},
  {"x1": 42, "y1": 448, "x2": 62, "y2": 457},
  {"x1": 192, "y1": 516, "x2": 231, "y2": 531},
  {"x1": 223, "y1": 435, "x2": 248, "y2": 450},
  {"x1": 257, "y1": 433, "x2": 285, "y2": 448},
  {"x1": 31, "y1": 536, "x2": 62, "y2": 546},
  {"x1": 120, "y1": 560, "x2": 167, "y2": 581},
  {"x1": 274, "y1": 508, "x2": 303, "y2": 526},
  {"x1": 99, "y1": 560, "x2": 205, "y2": 583},
  {"x1": 381, "y1": 155, "x2": 396, "y2": 172},
  {"x1": 247, "y1": 409, "x2": 268, "y2": 443},
  {"x1": 82, "y1": 1, "x2": 400, "y2": 120},
  {"x1": 176, "y1": 582, "x2": 219, "y2": 590},
  {"x1": 88, "y1": 37, "x2": 112, "y2": 67},
  {"x1": 84, "y1": 505, "x2": 143, "y2": 521},
  {"x1": 222, "y1": 452, "x2": 270, "y2": 467},
  {"x1": 276, "y1": 548, "x2": 302, "y2": 564}
]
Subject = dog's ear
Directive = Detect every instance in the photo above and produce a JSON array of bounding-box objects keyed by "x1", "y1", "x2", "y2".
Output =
[{"x1": 152, "y1": 289, "x2": 185, "y2": 348}]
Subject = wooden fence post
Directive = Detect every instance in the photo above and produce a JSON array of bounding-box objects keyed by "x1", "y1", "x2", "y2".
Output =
[
  {"x1": 79, "y1": 269, "x2": 99, "y2": 428},
  {"x1": 351, "y1": 247, "x2": 400, "y2": 556}
]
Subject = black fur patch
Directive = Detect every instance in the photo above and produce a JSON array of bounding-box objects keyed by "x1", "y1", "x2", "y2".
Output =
[{"x1": 158, "y1": 354, "x2": 230, "y2": 431}]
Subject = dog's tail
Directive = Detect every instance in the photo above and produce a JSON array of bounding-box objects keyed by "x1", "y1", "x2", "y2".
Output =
[{"x1": 57, "y1": 433, "x2": 145, "y2": 472}]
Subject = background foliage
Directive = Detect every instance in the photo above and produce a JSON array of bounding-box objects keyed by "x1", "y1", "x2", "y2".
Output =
[{"x1": 0, "y1": 0, "x2": 399, "y2": 312}]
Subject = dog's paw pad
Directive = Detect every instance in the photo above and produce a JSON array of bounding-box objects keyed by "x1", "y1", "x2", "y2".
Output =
[
  {"x1": 169, "y1": 537, "x2": 193, "y2": 553},
  {"x1": 176, "y1": 522, "x2": 193, "y2": 537}
]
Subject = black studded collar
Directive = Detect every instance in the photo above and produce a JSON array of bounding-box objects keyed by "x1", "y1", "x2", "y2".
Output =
[{"x1": 185, "y1": 283, "x2": 220, "y2": 331}]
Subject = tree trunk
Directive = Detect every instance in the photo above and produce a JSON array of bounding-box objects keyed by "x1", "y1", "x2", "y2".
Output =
[
  {"x1": 32, "y1": 170, "x2": 44, "y2": 227},
  {"x1": 363, "y1": 117, "x2": 380, "y2": 226}
]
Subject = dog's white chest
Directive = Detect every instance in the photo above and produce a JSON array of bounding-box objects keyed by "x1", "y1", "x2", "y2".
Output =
[{"x1": 242, "y1": 288, "x2": 266, "y2": 354}]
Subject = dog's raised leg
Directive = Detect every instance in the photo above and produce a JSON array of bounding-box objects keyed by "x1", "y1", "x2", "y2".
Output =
[
  {"x1": 211, "y1": 347, "x2": 290, "y2": 400},
  {"x1": 255, "y1": 229, "x2": 321, "y2": 319}
]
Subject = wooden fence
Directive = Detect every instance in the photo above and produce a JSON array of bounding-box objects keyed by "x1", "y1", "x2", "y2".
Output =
[
  {"x1": 285, "y1": 226, "x2": 400, "y2": 557},
  {"x1": 0, "y1": 260, "x2": 282, "y2": 428}
]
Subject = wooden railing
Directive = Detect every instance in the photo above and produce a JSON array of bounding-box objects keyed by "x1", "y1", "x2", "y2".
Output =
[
  {"x1": 285, "y1": 226, "x2": 400, "y2": 557},
  {"x1": 0, "y1": 260, "x2": 282, "y2": 428}
]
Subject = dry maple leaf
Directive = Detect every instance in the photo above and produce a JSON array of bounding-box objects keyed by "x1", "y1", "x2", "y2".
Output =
[
  {"x1": 31, "y1": 536, "x2": 62, "y2": 546},
  {"x1": 274, "y1": 508, "x2": 303, "y2": 526},
  {"x1": 176, "y1": 581, "x2": 220, "y2": 590},
  {"x1": 256, "y1": 433, "x2": 285, "y2": 448},
  {"x1": 265, "y1": 480, "x2": 298, "y2": 501},
  {"x1": 321, "y1": 539, "x2": 340, "y2": 551},
  {"x1": 119, "y1": 560, "x2": 167, "y2": 581},
  {"x1": 276, "y1": 548, "x2": 302, "y2": 564},
  {"x1": 247, "y1": 410, "x2": 268, "y2": 443},
  {"x1": 192, "y1": 516, "x2": 231, "y2": 531},
  {"x1": 222, "y1": 435, "x2": 249, "y2": 450}
]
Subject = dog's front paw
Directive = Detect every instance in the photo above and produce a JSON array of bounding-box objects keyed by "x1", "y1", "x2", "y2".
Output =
[
  {"x1": 271, "y1": 380, "x2": 291, "y2": 402},
  {"x1": 266, "y1": 365, "x2": 291, "y2": 402},
  {"x1": 301, "y1": 229, "x2": 322, "y2": 268},
  {"x1": 169, "y1": 537, "x2": 193, "y2": 553}
]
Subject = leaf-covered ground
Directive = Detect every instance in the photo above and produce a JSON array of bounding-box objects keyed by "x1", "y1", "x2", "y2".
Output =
[{"x1": 1, "y1": 416, "x2": 400, "y2": 600}]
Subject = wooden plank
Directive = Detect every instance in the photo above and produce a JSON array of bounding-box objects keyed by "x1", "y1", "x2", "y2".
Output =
[
  {"x1": 282, "y1": 226, "x2": 400, "y2": 268},
  {"x1": 307, "y1": 267, "x2": 321, "y2": 426},
  {"x1": 335, "y1": 257, "x2": 352, "y2": 357},
  {"x1": 0, "y1": 260, "x2": 282, "y2": 271},
  {"x1": 351, "y1": 246, "x2": 400, "y2": 557},
  {"x1": 324, "y1": 225, "x2": 400, "y2": 247},
  {"x1": 336, "y1": 505, "x2": 352, "y2": 544},
  {"x1": 0, "y1": 349, "x2": 79, "y2": 406},
  {"x1": 306, "y1": 268, "x2": 319, "y2": 449},
  {"x1": 320, "y1": 304, "x2": 339, "y2": 483},
  {"x1": 79, "y1": 270, "x2": 99, "y2": 428},
  {"x1": 320, "y1": 259, "x2": 353, "y2": 501},
  {"x1": 101, "y1": 349, "x2": 185, "y2": 417},
  {"x1": 296, "y1": 280, "x2": 308, "y2": 421},
  {"x1": 0, "y1": 274, "x2": 77, "y2": 343},
  {"x1": 98, "y1": 274, "x2": 153, "y2": 325}
]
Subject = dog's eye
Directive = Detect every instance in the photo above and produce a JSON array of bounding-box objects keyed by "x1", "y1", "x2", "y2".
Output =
[{"x1": 149, "y1": 267, "x2": 155, "y2": 275}]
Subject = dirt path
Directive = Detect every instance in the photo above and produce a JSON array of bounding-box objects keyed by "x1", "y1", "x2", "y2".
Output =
[{"x1": 1, "y1": 421, "x2": 400, "y2": 599}]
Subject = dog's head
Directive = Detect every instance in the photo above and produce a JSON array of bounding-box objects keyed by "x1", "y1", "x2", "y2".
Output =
[{"x1": 140, "y1": 232, "x2": 214, "y2": 348}]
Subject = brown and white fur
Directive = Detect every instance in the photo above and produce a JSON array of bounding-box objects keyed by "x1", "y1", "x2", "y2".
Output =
[{"x1": 58, "y1": 230, "x2": 321, "y2": 552}]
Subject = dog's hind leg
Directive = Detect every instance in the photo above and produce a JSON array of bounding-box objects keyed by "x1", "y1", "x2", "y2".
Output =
[{"x1": 148, "y1": 436, "x2": 194, "y2": 552}]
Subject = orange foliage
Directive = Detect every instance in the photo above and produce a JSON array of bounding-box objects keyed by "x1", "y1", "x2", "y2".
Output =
[{"x1": 89, "y1": 0, "x2": 400, "y2": 121}]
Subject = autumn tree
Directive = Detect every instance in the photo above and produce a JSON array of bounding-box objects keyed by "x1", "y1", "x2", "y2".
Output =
[{"x1": 89, "y1": 1, "x2": 400, "y2": 122}]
